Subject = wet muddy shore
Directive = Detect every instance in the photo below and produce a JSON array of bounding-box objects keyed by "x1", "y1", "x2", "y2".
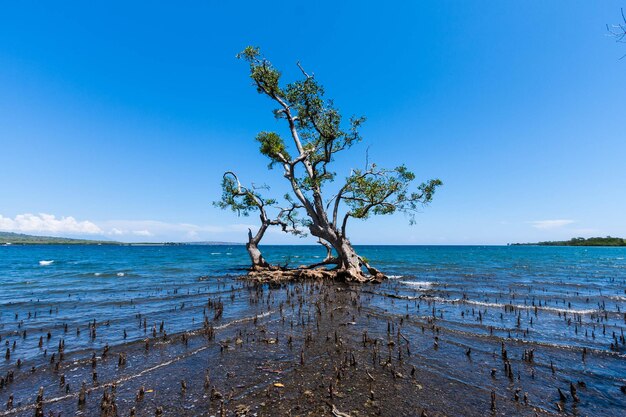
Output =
[{"x1": 4, "y1": 276, "x2": 623, "y2": 416}]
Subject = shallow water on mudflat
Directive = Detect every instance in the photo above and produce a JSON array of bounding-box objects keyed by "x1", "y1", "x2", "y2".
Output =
[{"x1": 0, "y1": 244, "x2": 625, "y2": 415}]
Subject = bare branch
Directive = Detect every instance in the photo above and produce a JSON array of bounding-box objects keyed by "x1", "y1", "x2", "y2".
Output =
[
  {"x1": 607, "y1": 8, "x2": 626, "y2": 58},
  {"x1": 296, "y1": 61, "x2": 313, "y2": 79}
]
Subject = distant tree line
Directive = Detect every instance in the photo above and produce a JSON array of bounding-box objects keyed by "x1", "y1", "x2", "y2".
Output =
[
  {"x1": 0, "y1": 231, "x2": 120, "y2": 245},
  {"x1": 513, "y1": 237, "x2": 626, "y2": 247}
]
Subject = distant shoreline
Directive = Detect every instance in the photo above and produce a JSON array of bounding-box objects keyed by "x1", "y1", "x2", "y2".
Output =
[
  {"x1": 0, "y1": 231, "x2": 242, "y2": 246},
  {"x1": 3, "y1": 231, "x2": 626, "y2": 247},
  {"x1": 510, "y1": 236, "x2": 626, "y2": 247},
  {"x1": 1, "y1": 241, "x2": 244, "y2": 246}
]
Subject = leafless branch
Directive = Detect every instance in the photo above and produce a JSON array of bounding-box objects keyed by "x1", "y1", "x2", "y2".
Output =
[{"x1": 296, "y1": 61, "x2": 313, "y2": 79}]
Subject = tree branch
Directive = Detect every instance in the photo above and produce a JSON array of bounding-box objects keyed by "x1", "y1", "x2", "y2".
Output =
[
  {"x1": 223, "y1": 171, "x2": 268, "y2": 220},
  {"x1": 341, "y1": 212, "x2": 351, "y2": 238},
  {"x1": 296, "y1": 61, "x2": 312, "y2": 79}
]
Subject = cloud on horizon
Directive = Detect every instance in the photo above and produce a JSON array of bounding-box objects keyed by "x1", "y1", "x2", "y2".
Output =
[
  {"x1": 99, "y1": 219, "x2": 255, "y2": 241},
  {"x1": 0, "y1": 213, "x2": 257, "y2": 242},
  {"x1": 0, "y1": 213, "x2": 103, "y2": 234},
  {"x1": 528, "y1": 219, "x2": 575, "y2": 230}
]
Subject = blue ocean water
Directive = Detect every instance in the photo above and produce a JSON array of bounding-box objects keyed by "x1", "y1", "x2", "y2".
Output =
[
  {"x1": 1, "y1": 244, "x2": 625, "y2": 414},
  {"x1": 1, "y1": 245, "x2": 625, "y2": 360}
]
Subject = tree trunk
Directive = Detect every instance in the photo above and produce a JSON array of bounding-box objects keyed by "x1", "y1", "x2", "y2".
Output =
[
  {"x1": 309, "y1": 220, "x2": 385, "y2": 282},
  {"x1": 246, "y1": 224, "x2": 270, "y2": 270},
  {"x1": 333, "y1": 236, "x2": 385, "y2": 282},
  {"x1": 246, "y1": 241, "x2": 269, "y2": 270}
]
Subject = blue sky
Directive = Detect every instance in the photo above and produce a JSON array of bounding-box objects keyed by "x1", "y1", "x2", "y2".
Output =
[{"x1": 1, "y1": 1, "x2": 625, "y2": 244}]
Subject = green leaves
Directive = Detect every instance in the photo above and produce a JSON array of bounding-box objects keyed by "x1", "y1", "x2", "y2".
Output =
[
  {"x1": 213, "y1": 174, "x2": 261, "y2": 216},
  {"x1": 285, "y1": 77, "x2": 326, "y2": 129},
  {"x1": 256, "y1": 132, "x2": 290, "y2": 167},
  {"x1": 237, "y1": 46, "x2": 283, "y2": 97},
  {"x1": 234, "y1": 45, "x2": 443, "y2": 240},
  {"x1": 285, "y1": 76, "x2": 363, "y2": 180},
  {"x1": 238, "y1": 46, "x2": 364, "y2": 189},
  {"x1": 236, "y1": 46, "x2": 260, "y2": 61},
  {"x1": 416, "y1": 179, "x2": 443, "y2": 205},
  {"x1": 214, "y1": 172, "x2": 305, "y2": 237},
  {"x1": 342, "y1": 166, "x2": 442, "y2": 223}
]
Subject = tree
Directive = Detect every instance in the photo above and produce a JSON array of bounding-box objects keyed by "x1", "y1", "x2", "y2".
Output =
[
  {"x1": 607, "y1": 8, "x2": 626, "y2": 58},
  {"x1": 220, "y1": 46, "x2": 441, "y2": 282},
  {"x1": 214, "y1": 172, "x2": 302, "y2": 269}
]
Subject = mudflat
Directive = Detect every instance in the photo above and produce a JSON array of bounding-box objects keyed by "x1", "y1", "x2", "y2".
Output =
[{"x1": 1, "y1": 279, "x2": 569, "y2": 416}]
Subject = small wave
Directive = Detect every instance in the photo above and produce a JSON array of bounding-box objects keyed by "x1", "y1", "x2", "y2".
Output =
[
  {"x1": 89, "y1": 272, "x2": 136, "y2": 278},
  {"x1": 211, "y1": 252, "x2": 222, "y2": 255},
  {"x1": 400, "y1": 281, "x2": 434, "y2": 289},
  {"x1": 39, "y1": 260, "x2": 54, "y2": 266},
  {"x1": 425, "y1": 296, "x2": 598, "y2": 315},
  {"x1": 609, "y1": 295, "x2": 626, "y2": 301},
  {"x1": 387, "y1": 275, "x2": 403, "y2": 279}
]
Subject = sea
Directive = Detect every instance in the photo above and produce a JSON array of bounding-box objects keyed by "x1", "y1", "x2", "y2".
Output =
[{"x1": 1, "y1": 244, "x2": 625, "y2": 415}]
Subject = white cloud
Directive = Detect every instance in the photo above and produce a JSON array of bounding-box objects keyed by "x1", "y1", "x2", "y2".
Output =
[
  {"x1": 132, "y1": 230, "x2": 152, "y2": 237},
  {"x1": 95, "y1": 219, "x2": 258, "y2": 242},
  {"x1": 528, "y1": 219, "x2": 575, "y2": 230},
  {"x1": 0, "y1": 213, "x2": 262, "y2": 242},
  {"x1": 100, "y1": 220, "x2": 253, "y2": 237},
  {"x1": 0, "y1": 213, "x2": 102, "y2": 234}
]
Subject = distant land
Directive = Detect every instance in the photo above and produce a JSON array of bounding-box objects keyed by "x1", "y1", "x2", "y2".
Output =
[
  {"x1": 0, "y1": 231, "x2": 120, "y2": 245},
  {"x1": 0, "y1": 231, "x2": 241, "y2": 246},
  {"x1": 511, "y1": 236, "x2": 626, "y2": 247}
]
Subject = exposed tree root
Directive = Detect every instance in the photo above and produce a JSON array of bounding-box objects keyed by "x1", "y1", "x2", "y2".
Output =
[{"x1": 246, "y1": 266, "x2": 386, "y2": 283}]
